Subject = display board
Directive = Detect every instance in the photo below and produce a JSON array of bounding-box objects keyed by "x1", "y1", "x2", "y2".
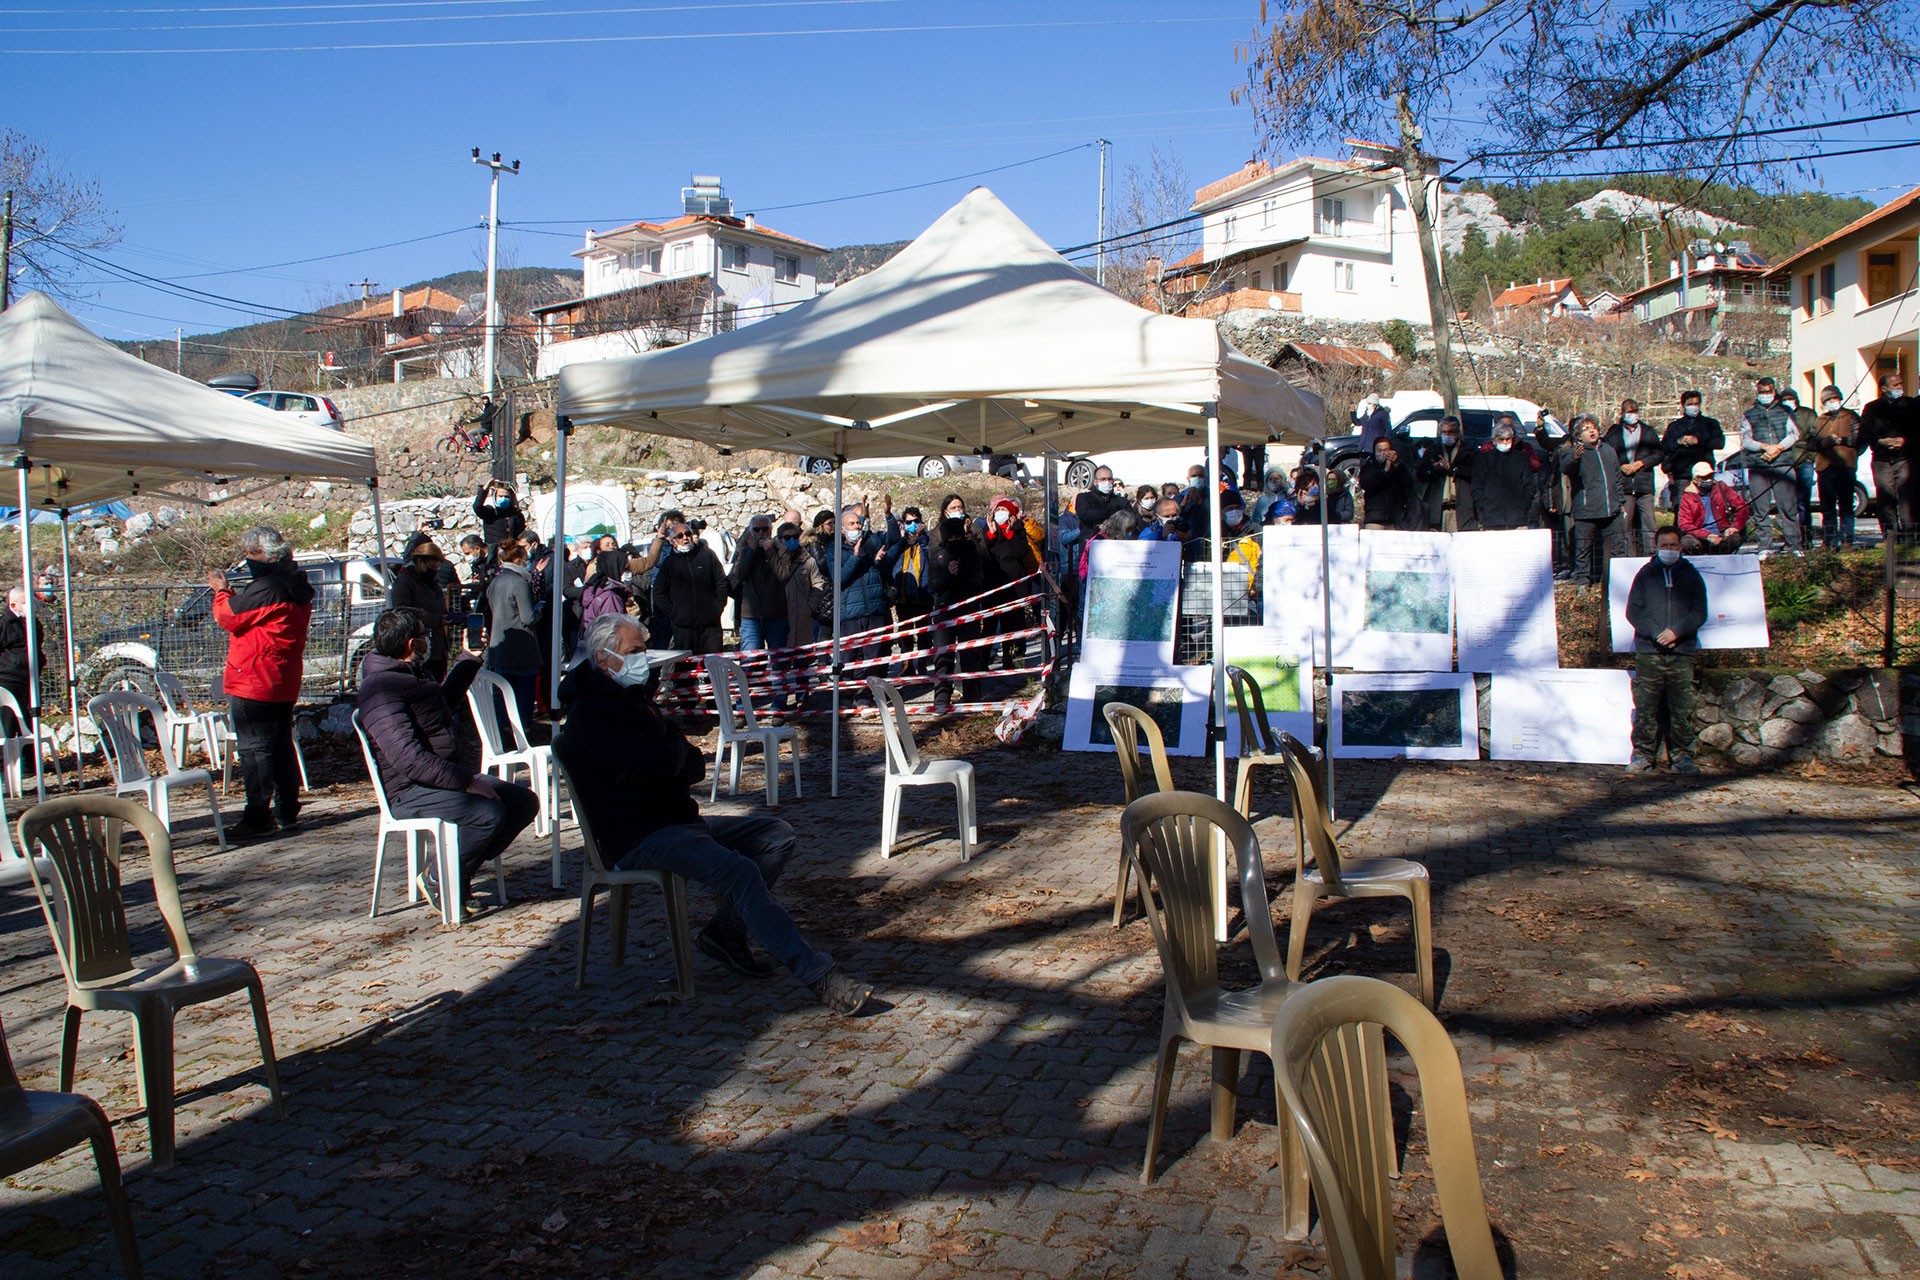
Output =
[
  {"x1": 1330, "y1": 672, "x2": 1480, "y2": 760},
  {"x1": 1349, "y1": 530, "x2": 1455, "y2": 671},
  {"x1": 1453, "y1": 528, "x2": 1560, "y2": 671},
  {"x1": 1081, "y1": 538, "x2": 1183, "y2": 668},
  {"x1": 1260, "y1": 523, "x2": 1362, "y2": 666},
  {"x1": 1063, "y1": 661, "x2": 1213, "y2": 757},
  {"x1": 1607, "y1": 554, "x2": 1769, "y2": 652},
  {"x1": 1222, "y1": 629, "x2": 1315, "y2": 757},
  {"x1": 1489, "y1": 670, "x2": 1634, "y2": 764}
]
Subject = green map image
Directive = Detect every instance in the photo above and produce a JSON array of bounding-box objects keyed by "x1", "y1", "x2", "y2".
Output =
[
  {"x1": 1091, "y1": 683, "x2": 1186, "y2": 749},
  {"x1": 1084, "y1": 575, "x2": 1178, "y2": 645},
  {"x1": 1365, "y1": 569, "x2": 1450, "y2": 634},
  {"x1": 1342, "y1": 687, "x2": 1463, "y2": 749},
  {"x1": 1232, "y1": 652, "x2": 1304, "y2": 713}
]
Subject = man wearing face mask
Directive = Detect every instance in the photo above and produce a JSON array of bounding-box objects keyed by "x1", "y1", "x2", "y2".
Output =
[
  {"x1": 1250, "y1": 466, "x2": 1295, "y2": 525},
  {"x1": 1561, "y1": 415, "x2": 1626, "y2": 587},
  {"x1": 1414, "y1": 414, "x2": 1475, "y2": 532},
  {"x1": 1733, "y1": 376, "x2": 1803, "y2": 554},
  {"x1": 652, "y1": 520, "x2": 730, "y2": 654},
  {"x1": 357, "y1": 607, "x2": 539, "y2": 913},
  {"x1": 1861, "y1": 373, "x2": 1914, "y2": 537},
  {"x1": 1811, "y1": 386, "x2": 1862, "y2": 549},
  {"x1": 1352, "y1": 390, "x2": 1391, "y2": 452},
  {"x1": 1778, "y1": 389, "x2": 1819, "y2": 545},
  {"x1": 554, "y1": 613, "x2": 874, "y2": 1015},
  {"x1": 210, "y1": 526, "x2": 314, "y2": 840},
  {"x1": 1074, "y1": 465, "x2": 1129, "y2": 531},
  {"x1": 1677, "y1": 461, "x2": 1750, "y2": 554},
  {"x1": 1625, "y1": 527, "x2": 1706, "y2": 775},
  {"x1": 1358, "y1": 436, "x2": 1418, "y2": 530},
  {"x1": 1661, "y1": 390, "x2": 1724, "y2": 502},
  {"x1": 1474, "y1": 419, "x2": 1540, "y2": 531},
  {"x1": 387, "y1": 539, "x2": 452, "y2": 679},
  {"x1": 1604, "y1": 399, "x2": 1665, "y2": 556}
]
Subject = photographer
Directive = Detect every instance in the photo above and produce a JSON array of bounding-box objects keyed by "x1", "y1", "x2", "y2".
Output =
[{"x1": 473, "y1": 479, "x2": 526, "y2": 549}]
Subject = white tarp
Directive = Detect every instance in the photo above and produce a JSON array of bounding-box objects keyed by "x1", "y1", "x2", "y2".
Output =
[
  {"x1": 556, "y1": 187, "x2": 1325, "y2": 457},
  {"x1": 0, "y1": 291, "x2": 377, "y2": 508}
]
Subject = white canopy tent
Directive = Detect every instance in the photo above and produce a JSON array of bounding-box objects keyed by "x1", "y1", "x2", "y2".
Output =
[
  {"x1": 555, "y1": 187, "x2": 1327, "y2": 828},
  {"x1": 0, "y1": 291, "x2": 383, "y2": 795}
]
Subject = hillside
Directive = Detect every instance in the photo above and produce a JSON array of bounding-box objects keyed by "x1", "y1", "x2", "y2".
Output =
[
  {"x1": 821, "y1": 240, "x2": 908, "y2": 284},
  {"x1": 1443, "y1": 176, "x2": 1873, "y2": 308}
]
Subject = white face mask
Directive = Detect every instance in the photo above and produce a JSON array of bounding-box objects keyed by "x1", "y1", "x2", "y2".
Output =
[
  {"x1": 1684, "y1": 405, "x2": 1700, "y2": 417},
  {"x1": 608, "y1": 650, "x2": 651, "y2": 687},
  {"x1": 1822, "y1": 400, "x2": 1842, "y2": 413},
  {"x1": 1224, "y1": 509, "x2": 1244, "y2": 528},
  {"x1": 993, "y1": 510, "x2": 1011, "y2": 525},
  {"x1": 1440, "y1": 434, "x2": 1458, "y2": 446},
  {"x1": 1494, "y1": 441, "x2": 1512, "y2": 453},
  {"x1": 1623, "y1": 413, "x2": 1639, "y2": 425},
  {"x1": 1096, "y1": 480, "x2": 1113, "y2": 494},
  {"x1": 1758, "y1": 392, "x2": 1775, "y2": 405},
  {"x1": 1656, "y1": 548, "x2": 1681, "y2": 566},
  {"x1": 1267, "y1": 478, "x2": 1284, "y2": 492},
  {"x1": 1890, "y1": 387, "x2": 1906, "y2": 399},
  {"x1": 843, "y1": 528, "x2": 862, "y2": 545},
  {"x1": 671, "y1": 540, "x2": 694, "y2": 555}
]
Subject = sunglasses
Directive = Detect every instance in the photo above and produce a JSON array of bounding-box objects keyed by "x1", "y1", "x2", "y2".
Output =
[{"x1": 669, "y1": 531, "x2": 695, "y2": 542}]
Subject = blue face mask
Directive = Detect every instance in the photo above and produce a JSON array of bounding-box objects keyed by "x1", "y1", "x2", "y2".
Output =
[
  {"x1": 781, "y1": 537, "x2": 800, "y2": 550},
  {"x1": 610, "y1": 651, "x2": 651, "y2": 688},
  {"x1": 904, "y1": 521, "x2": 920, "y2": 535}
]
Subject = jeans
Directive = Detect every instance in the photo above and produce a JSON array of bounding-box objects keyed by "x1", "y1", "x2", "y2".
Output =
[
  {"x1": 229, "y1": 695, "x2": 299, "y2": 823},
  {"x1": 1572, "y1": 515, "x2": 1625, "y2": 586},
  {"x1": 390, "y1": 780, "x2": 540, "y2": 896},
  {"x1": 1745, "y1": 469, "x2": 1802, "y2": 550},
  {"x1": 616, "y1": 816, "x2": 832, "y2": 984},
  {"x1": 1796, "y1": 459, "x2": 1817, "y2": 537},
  {"x1": 1620, "y1": 492, "x2": 1659, "y2": 557},
  {"x1": 1631, "y1": 651, "x2": 1698, "y2": 763},
  {"x1": 737, "y1": 615, "x2": 789, "y2": 652},
  {"x1": 672, "y1": 624, "x2": 724, "y2": 655}
]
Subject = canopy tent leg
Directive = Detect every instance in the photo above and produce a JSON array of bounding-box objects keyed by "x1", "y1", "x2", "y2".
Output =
[
  {"x1": 356, "y1": 479, "x2": 388, "y2": 689},
  {"x1": 370, "y1": 479, "x2": 388, "y2": 562},
  {"x1": 1205, "y1": 408, "x2": 1228, "y2": 941},
  {"x1": 830, "y1": 459, "x2": 844, "y2": 798},
  {"x1": 60, "y1": 510, "x2": 81, "y2": 784},
  {"x1": 548, "y1": 416, "x2": 571, "y2": 888},
  {"x1": 14, "y1": 459, "x2": 43, "y2": 802},
  {"x1": 1310, "y1": 462, "x2": 1336, "y2": 821}
]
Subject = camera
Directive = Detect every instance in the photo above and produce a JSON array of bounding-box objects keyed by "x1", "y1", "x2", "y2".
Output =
[
  {"x1": 688, "y1": 518, "x2": 708, "y2": 533},
  {"x1": 424, "y1": 517, "x2": 444, "y2": 530}
]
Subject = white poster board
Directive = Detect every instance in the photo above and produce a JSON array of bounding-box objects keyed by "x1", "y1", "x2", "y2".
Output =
[
  {"x1": 531, "y1": 483, "x2": 630, "y2": 548},
  {"x1": 1331, "y1": 672, "x2": 1480, "y2": 760},
  {"x1": 1222, "y1": 629, "x2": 1315, "y2": 757},
  {"x1": 1489, "y1": 670, "x2": 1635, "y2": 764},
  {"x1": 1063, "y1": 661, "x2": 1213, "y2": 757},
  {"x1": 1608, "y1": 554, "x2": 1769, "y2": 652},
  {"x1": 1350, "y1": 530, "x2": 1456, "y2": 671},
  {"x1": 1261, "y1": 523, "x2": 1362, "y2": 666},
  {"x1": 1081, "y1": 538, "x2": 1182, "y2": 668},
  {"x1": 1454, "y1": 529, "x2": 1560, "y2": 671}
]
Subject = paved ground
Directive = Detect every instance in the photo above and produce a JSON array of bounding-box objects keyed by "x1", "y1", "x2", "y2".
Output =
[{"x1": 1, "y1": 725, "x2": 1916, "y2": 1279}]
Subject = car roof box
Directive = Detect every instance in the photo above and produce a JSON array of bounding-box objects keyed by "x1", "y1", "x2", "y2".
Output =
[{"x1": 208, "y1": 372, "x2": 260, "y2": 393}]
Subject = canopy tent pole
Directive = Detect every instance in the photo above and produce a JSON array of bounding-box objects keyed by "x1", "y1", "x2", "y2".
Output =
[
  {"x1": 1316, "y1": 462, "x2": 1335, "y2": 820},
  {"x1": 370, "y1": 477, "x2": 388, "y2": 561},
  {"x1": 14, "y1": 459, "x2": 43, "y2": 802},
  {"x1": 356, "y1": 478, "x2": 389, "y2": 688},
  {"x1": 1205, "y1": 407, "x2": 1229, "y2": 941},
  {"x1": 830, "y1": 456, "x2": 844, "y2": 797},
  {"x1": 59, "y1": 509, "x2": 81, "y2": 783},
  {"x1": 547, "y1": 416, "x2": 571, "y2": 889}
]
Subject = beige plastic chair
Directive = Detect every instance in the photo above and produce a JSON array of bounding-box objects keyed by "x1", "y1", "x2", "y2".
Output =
[
  {"x1": 1225, "y1": 665, "x2": 1294, "y2": 819},
  {"x1": 1271, "y1": 974, "x2": 1502, "y2": 1280},
  {"x1": 15, "y1": 795, "x2": 285, "y2": 1172},
  {"x1": 0, "y1": 1008, "x2": 141, "y2": 1277},
  {"x1": 551, "y1": 752, "x2": 694, "y2": 995},
  {"x1": 352, "y1": 710, "x2": 504, "y2": 926},
  {"x1": 87, "y1": 692, "x2": 226, "y2": 851},
  {"x1": 1277, "y1": 730, "x2": 1332, "y2": 836},
  {"x1": 1102, "y1": 701, "x2": 1174, "y2": 927},
  {"x1": 1119, "y1": 790, "x2": 1309, "y2": 1237},
  {"x1": 0, "y1": 686, "x2": 66, "y2": 797},
  {"x1": 1280, "y1": 743, "x2": 1435, "y2": 1009},
  {"x1": 867, "y1": 677, "x2": 977, "y2": 861},
  {"x1": 704, "y1": 654, "x2": 800, "y2": 806},
  {"x1": 467, "y1": 668, "x2": 559, "y2": 850}
]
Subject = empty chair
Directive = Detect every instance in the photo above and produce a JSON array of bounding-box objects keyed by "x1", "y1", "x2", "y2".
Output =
[
  {"x1": 1119, "y1": 790, "x2": 1309, "y2": 1237},
  {"x1": 86, "y1": 692, "x2": 225, "y2": 851},
  {"x1": 467, "y1": 668, "x2": 558, "y2": 850},
  {"x1": 0, "y1": 787, "x2": 50, "y2": 892},
  {"x1": 1271, "y1": 975, "x2": 1501, "y2": 1280},
  {"x1": 0, "y1": 686, "x2": 66, "y2": 797},
  {"x1": 704, "y1": 654, "x2": 800, "y2": 806},
  {"x1": 1102, "y1": 701, "x2": 1174, "y2": 927},
  {"x1": 152, "y1": 672, "x2": 233, "y2": 794},
  {"x1": 1279, "y1": 741, "x2": 1435, "y2": 1009},
  {"x1": 867, "y1": 677, "x2": 977, "y2": 861},
  {"x1": 0, "y1": 1008, "x2": 141, "y2": 1277},
  {"x1": 1225, "y1": 665, "x2": 1292, "y2": 820},
  {"x1": 551, "y1": 753, "x2": 694, "y2": 995},
  {"x1": 353, "y1": 710, "x2": 504, "y2": 926},
  {"x1": 16, "y1": 795, "x2": 285, "y2": 1172}
]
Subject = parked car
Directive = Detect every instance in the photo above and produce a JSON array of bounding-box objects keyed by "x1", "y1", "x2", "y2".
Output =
[
  {"x1": 77, "y1": 554, "x2": 396, "y2": 702},
  {"x1": 797, "y1": 453, "x2": 1006, "y2": 481},
  {"x1": 241, "y1": 389, "x2": 345, "y2": 431}
]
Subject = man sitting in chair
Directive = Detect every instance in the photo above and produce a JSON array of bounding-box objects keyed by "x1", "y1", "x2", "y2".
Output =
[
  {"x1": 358, "y1": 608, "x2": 540, "y2": 914},
  {"x1": 554, "y1": 613, "x2": 874, "y2": 1017}
]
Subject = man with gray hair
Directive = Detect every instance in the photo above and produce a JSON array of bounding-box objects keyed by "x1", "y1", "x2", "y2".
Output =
[
  {"x1": 1560, "y1": 413, "x2": 1625, "y2": 587},
  {"x1": 209, "y1": 526, "x2": 313, "y2": 840},
  {"x1": 554, "y1": 612, "x2": 875, "y2": 1016}
]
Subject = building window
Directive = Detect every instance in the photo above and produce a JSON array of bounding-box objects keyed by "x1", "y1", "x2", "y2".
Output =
[
  {"x1": 1801, "y1": 273, "x2": 1815, "y2": 316},
  {"x1": 670, "y1": 242, "x2": 692, "y2": 272},
  {"x1": 1334, "y1": 260, "x2": 1356, "y2": 292},
  {"x1": 773, "y1": 253, "x2": 800, "y2": 283},
  {"x1": 1276, "y1": 261, "x2": 1289, "y2": 292},
  {"x1": 1319, "y1": 197, "x2": 1345, "y2": 236},
  {"x1": 1262, "y1": 198, "x2": 1278, "y2": 228},
  {"x1": 1250, "y1": 268, "x2": 1262, "y2": 291},
  {"x1": 1865, "y1": 250, "x2": 1905, "y2": 307},
  {"x1": 1816, "y1": 262, "x2": 1836, "y2": 314},
  {"x1": 715, "y1": 302, "x2": 739, "y2": 333},
  {"x1": 1224, "y1": 213, "x2": 1239, "y2": 243},
  {"x1": 719, "y1": 243, "x2": 749, "y2": 272},
  {"x1": 644, "y1": 248, "x2": 662, "y2": 273}
]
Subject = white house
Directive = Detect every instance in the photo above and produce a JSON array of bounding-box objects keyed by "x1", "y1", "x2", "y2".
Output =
[
  {"x1": 1771, "y1": 184, "x2": 1919, "y2": 407},
  {"x1": 1163, "y1": 141, "x2": 1443, "y2": 324},
  {"x1": 533, "y1": 176, "x2": 825, "y2": 377}
]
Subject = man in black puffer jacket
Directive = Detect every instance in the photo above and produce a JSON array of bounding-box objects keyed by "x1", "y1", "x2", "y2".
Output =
[{"x1": 357, "y1": 608, "x2": 538, "y2": 913}]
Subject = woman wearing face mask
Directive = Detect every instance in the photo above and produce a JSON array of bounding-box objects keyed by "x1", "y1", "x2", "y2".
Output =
[
  {"x1": 777, "y1": 522, "x2": 829, "y2": 648},
  {"x1": 1134, "y1": 484, "x2": 1160, "y2": 520},
  {"x1": 880, "y1": 507, "x2": 935, "y2": 671},
  {"x1": 1604, "y1": 399, "x2": 1666, "y2": 556},
  {"x1": 1474, "y1": 422, "x2": 1543, "y2": 531},
  {"x1": 1811, "y1": 386, "x2": 1862, "y2": 549},
  {"x1": 927, "y1": 513, "x2": 986, "y2": 712},
  {"x1": 483, "y1": 538, "x2": 541, "y2": 726},
  {"x1": 388, "y1": 539, "x2": 452, "y2": 679},
  {"x1": 981, "y1": 496, "x2": 1042, "y2": 671}
]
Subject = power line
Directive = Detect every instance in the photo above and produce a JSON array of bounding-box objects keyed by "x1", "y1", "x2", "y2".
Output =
[
  {"x1": 1457, "y1": 107, "x2": 1920, "y2": 166},
  {"x1": 4, "y1": 0, "x2": 913, "y2": 34},
  {"x1": 1454, "y1": 138, "x2": 1920, "y2": 183}
]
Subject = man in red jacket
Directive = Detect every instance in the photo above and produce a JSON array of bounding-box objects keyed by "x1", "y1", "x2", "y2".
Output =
[
  {"x1": 1675, "y1": 461, "x2": 1752, "y2": 555},
  {"x1": 209, "y1": 526, "x2": 314, "y2": 839}
]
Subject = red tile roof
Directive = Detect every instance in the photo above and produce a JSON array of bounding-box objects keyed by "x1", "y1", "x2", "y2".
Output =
[
  {"x1": 1279, "y1": 341, "x2": 1400, "y2": 370},
  {"x1": 1769, "y1": 184, "x2": 1920, "y2": 277},
  {"x1": 338, "y1": 287, "x2": 467, "y2": 323},
  {"x1": 1192, "y1": 161, "x2": 1273, "y2": 207},
  {"x1": 1491, "y1": 278, "x2": 1575, "y2": 310}
]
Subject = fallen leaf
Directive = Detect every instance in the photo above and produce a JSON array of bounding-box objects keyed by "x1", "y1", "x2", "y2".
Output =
[
  {"x1": 838, "y1": 1220, "x2": 903, "y2": 1250},
  {"x1": 540, "y1": 1209, "x2": 568, "y2": 1234}
]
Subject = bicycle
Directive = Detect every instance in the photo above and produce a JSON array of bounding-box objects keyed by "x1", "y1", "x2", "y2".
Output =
[{"x1": 437, "y1": 410, "x2": 492, "y2": 455}]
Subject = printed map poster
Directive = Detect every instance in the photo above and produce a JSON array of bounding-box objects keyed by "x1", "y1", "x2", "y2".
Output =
[
  {"x1": 1082, "y1": 538, "x2": 1182, "y2": 668},
  {"x1": 1350, "y1": 531, "x2": 1455, "y2": 671},
  {"x1": 1454, "y1": 529, "x2": 1560, "y2": 672},
  {"x1": 1331, "y1": 672, "x2": 1480, "y2": 761},
  {"x1": 1607, "y1": 553, "x2": 1769, "y2": 652},
  {"x1": 1489, "y1": 670, "x2": 1634, "y2": 764},
  {"x1": 1063, "y1": 661, "x2": 1213, "y2": 758},
  {"x1": 1259, "y1": 522, "x2": 1363, "y2": 667},
  {"x1": 1222, "y1": 629, "x2": 1315, "y2": 758}
]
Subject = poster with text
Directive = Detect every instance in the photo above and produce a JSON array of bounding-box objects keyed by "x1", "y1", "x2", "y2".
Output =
[
  {"x1": 1259, "y1": 522, "x2": 1363, "y2": 666},
  {"x1": 1454, "y1": 529, "x2": 1560, "y2": 671},
  {"x1": 1349, "y1": 530, "x2": 1456, "y2": 671},
  {"x1": 1489, "y1": 670, "x2": 1634, "y2": 764},
  {"x1": 1607, "y1": 554, "x2": 1769, "y2": 652},
  {"x1": 1063, "y1": 661, "x2": 1213, "y2": 757},
  {"x1": 1331, "y1": 672, "x2": 1480, "y2": 760},
  {"x1": 1081, "y1": 538, "x2": 1183, "y2": 668},
  {"x1": 1222, "y1": 630, "x2": 1316, "y2": 757}
]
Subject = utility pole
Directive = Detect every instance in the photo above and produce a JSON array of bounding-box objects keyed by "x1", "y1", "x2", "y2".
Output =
[
  {"x1": 1095, "y1": 139, "x2": 1111, "y2": 287},
  {"x1": 353, "y1": 276, "x2": 379, "y2": 300},
  {"x1": 0, "y1": 190, "x2": 13, "y2": 311},
  {"x1": 1640, "y1": 227, "x2": 1650, "y2": 289},
  {"x1": 471, "y1": 148, "x2": 521, "y2": 405},
  {"x1": 175, "y1": 327, "x2": 182, "y2": 374}
]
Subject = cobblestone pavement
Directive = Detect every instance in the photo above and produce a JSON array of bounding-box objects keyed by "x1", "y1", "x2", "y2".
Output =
[{"x1": 1, "y1": 729, "x2": 1916, "y2": 1279}]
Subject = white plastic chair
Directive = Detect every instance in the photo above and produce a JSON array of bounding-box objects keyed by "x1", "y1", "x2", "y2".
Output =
[
  {"x1": 206, "y1": 674, "x2": 310, "y2": 793},
  {"x1": 352, "y1": 710, "x2": 503, "y2": 926},
  {"x1": 0, "y1": 687, "x2": 65, "y2": 798},
  {"x1": 0, "y1": 788, "x2": 51, "y2": 890},
  {"x1": 153, "y1": 671, "x2": 232, "y2": 793},
  {"x1": 866, "y1": 677, "x2": 977, "y2": 861},
  {"x1": 704, "y1": 655, "x2": 800, "y2": 806},
  {"x1": 85, "y1": 691, "x2": 226, "y2": 851},
  {"x1": 466, "y1": 669, "x2": 559, "y2": 856}
]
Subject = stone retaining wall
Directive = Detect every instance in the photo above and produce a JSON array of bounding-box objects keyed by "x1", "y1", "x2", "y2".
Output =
[{"x1": 1692, "y1": 668, "x2": 1904, "y2": 765}]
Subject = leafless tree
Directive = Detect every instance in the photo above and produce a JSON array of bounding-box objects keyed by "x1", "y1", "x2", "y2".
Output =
[
  {"x1": 1, "y1": 128, "x2": 121, "y2": 303},
  {"x1": 1105, "y1": 144, "x2": 1199, "y2": 311}
]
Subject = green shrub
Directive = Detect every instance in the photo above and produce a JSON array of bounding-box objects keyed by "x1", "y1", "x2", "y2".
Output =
[{"x1": 1380, "y1": 319, "x2": 1418, "y2": 364}]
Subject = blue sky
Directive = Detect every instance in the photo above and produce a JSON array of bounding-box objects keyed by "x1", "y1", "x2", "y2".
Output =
[{"x1": 5, "y1": 0, "x2": 1914, "y2": 342}]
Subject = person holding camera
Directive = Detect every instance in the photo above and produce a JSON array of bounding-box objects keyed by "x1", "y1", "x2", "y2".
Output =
[
  {"x1": 730, "y1": 514, "x2": 795, "y2": 653},
  {"x1": 1561, "y1": 414, "x2": 1626, "y2": 588},
  {"x1": 473, "y1": 479, "x2": 525, "y2": 549}
]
